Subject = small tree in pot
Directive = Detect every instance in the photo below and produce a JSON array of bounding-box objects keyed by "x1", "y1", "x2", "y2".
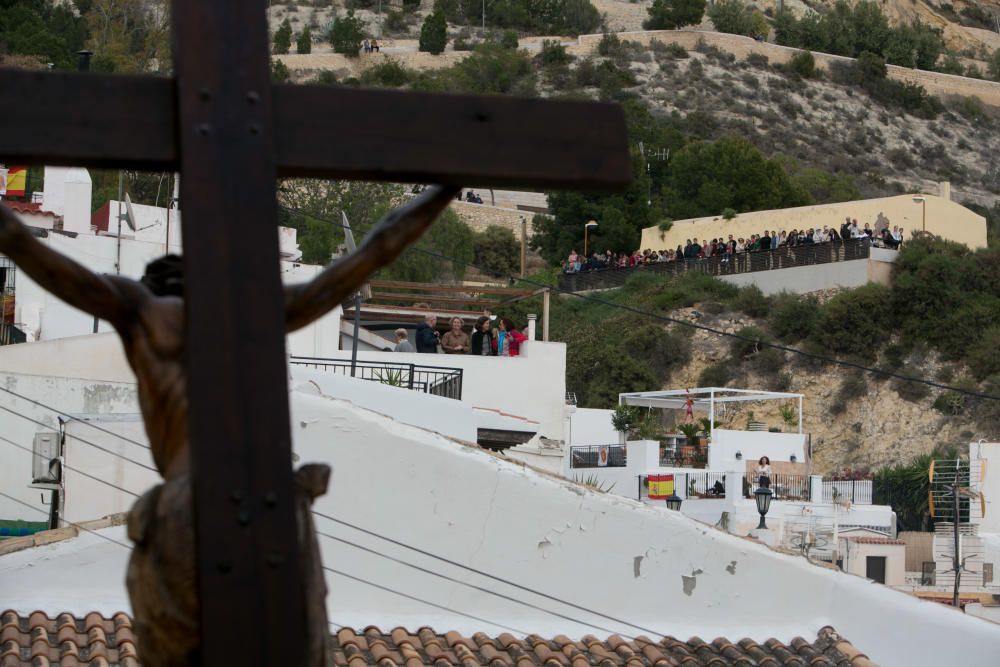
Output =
[{"x1": 611, "y1": 405, "x2": 642, "y2": 444}]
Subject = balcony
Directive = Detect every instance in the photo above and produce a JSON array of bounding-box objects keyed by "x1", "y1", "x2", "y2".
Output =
[
  {"x1": 290, "y1": 356, "x2": 463, "y2": 400},
  {"x1": 569, "y1": 444, "x2": 626, "y2": 468}
]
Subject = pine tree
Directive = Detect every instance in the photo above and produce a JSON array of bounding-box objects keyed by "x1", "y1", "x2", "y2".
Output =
[
  {"x1": 273, "y1": 17, "x2": 292, "y2": 55},
  {"x1": 418, "y1": 11, "x2": 448, "y2": 55},
  {"x1": 297, "y1": 25, "x2": 312, "y2": 54},
  {"x1": 328, "y1": 11, "x2": 364, "y2": 57}
]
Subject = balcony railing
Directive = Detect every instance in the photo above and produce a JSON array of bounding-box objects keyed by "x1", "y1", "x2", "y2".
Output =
[
  {"x1": 570, "y1": 444, "x2": 626, "y2": 468},
  {"x1": 822, "y1": 479, "x2": 873, "y2": 504},
  {"x1": 745, "y1": 473, "x2": 810, "y2": 501},
  {"x1": 290, "y1": 357, "x2": 463, "y2": 400},
  {"x1": 558, "y1": 238, "x2": 873, "y2": 292}
]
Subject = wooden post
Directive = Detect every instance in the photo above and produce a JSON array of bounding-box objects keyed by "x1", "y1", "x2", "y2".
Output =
[
  {"x1": 542, "y1": 288, "x2": 550, "y2": 342},
  {"x1": 520, "y1": 216, "x2": 527, "y2": 278}
]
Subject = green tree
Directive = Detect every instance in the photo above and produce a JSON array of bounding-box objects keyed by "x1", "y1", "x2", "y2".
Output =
[
  {"x1": 297, "y1": 25, "x2": 312, "y2": 54},
  {"x1": 664, "y1": 135, "x2": 811, "y2": 219},
  {"x1": 273, "y1": 17, "x2": 292, "y2": 55},
  {"x1": 643, "y1": 0, "x2": 705, "y2": 30},
  {"x1": 708, "y1": 0, "x2": 755, "y2": 37},
  {"x1": 270, "y1": 57, "x2": 291, "y2": 83},
  {"x1": 419, "y1": 11, "x2": 448, "y2": 55},
  {"x1": 329, "y1": 11, "x2": 364, "y2": 57},
  {"x1": 473, "y1": 225, "x2": 521, "y2": 276}
]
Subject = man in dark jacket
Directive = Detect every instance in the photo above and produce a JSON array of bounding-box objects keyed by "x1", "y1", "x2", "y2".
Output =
[{"x1": 415, "y1": 314, "x2": 439, "y2": 353}]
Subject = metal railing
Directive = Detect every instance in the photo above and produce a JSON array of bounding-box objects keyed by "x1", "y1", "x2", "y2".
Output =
[
  {"x1": 638, "y1": 472, "x2": 726, "y2": 500},
  {"x1": 745, "y1": 473, "x2": 810, "y2": 501},
  {"x1": 289, "y1": 357, "x2": 463, "y2": 400},
  {"x1": 558, "y1": 238, "x2": 873, "y2": 292},
  {"x1": 658, "y1": 442, "x2": 708, "y2": 468},
  {"x1": 821, "y1": 479, "x2": 873, "y2": 504},
  {"x1": 0, "y1": 323, "x2": 26, "y2": 346},
  {"x1": 570, "y1": 444, "x2": 626, "y2": 468}
]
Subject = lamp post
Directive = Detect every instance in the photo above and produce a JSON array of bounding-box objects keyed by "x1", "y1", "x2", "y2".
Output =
[
  {"x1": 754, "y1": 486, "x2": 773, "y2": 530},
  {"x1": 912, "y1": 195, "x2": 926, "y2": 233},
  {"x1": 583, "y1": 220, "x2": 598, "y2": 257},
  {"x1": 664, "y1": 493, "x2": 683, "y2": 512}
]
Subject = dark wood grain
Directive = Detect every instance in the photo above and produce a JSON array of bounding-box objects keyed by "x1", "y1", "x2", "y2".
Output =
[{"x1": 169, "y1": 1, "x2": 308, "y2": 665}]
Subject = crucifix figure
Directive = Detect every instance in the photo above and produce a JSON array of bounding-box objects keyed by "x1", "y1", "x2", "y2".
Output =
[{"x1": 0, "y1": 0, "x2": 628, "y2": 664}]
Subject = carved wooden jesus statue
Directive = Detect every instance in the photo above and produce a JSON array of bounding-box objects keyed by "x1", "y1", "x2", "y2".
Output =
[{"x1": 0, "y1": 188, "x2": 457, "y2": 665}]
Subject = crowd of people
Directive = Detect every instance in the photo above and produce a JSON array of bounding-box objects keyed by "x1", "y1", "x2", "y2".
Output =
[
  {"x1": 392, "y1": 314, "x2": 527, "y2": 356},
  {"x1": 564, "y1": 217, "x2": 905, "y2": 273}
]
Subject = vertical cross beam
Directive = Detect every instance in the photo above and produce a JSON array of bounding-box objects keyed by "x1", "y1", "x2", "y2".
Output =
[{"x1": 170, "y1": 2, "x2": 306, "y2": 664}]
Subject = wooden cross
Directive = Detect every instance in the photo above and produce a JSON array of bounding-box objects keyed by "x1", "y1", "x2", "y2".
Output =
[{"x1": 0, "y1": 2, "x2": 629, "y2": 664}]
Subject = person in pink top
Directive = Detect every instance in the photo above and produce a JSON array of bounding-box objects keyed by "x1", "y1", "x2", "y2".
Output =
[{"x1": 493, "y1": 317, "x2": 528, "y2": 356}]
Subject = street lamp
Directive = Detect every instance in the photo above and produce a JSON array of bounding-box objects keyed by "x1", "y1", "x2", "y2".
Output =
[
  {"x1": 664, "y1": 493, "x2": 683, "y2": 511},
  {"x1": 912, "y1": 195, "x2": 926, "y2": 233},
  {"x1": 583, "y1": 220, "x2": 598, "y2": 256},
  {"x1": 754, "y1": 486, "x2": 773, "y2": 530}
]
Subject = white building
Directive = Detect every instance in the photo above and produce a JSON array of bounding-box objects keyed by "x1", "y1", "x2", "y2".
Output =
[
  {"x1": 560, "y1": 388, "x2": 893, "y2": 552},
  {"x1": 2, "y1": 334, "x2": 1000, "y2": 666}
]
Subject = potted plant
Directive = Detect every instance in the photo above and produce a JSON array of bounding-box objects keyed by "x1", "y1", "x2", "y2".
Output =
[
  {"x1": 611, "y1": 405, "x2": 641, "y2": 444},
  {"x1": 698, "y1": 416, "x2": 718, "y2": 442}
]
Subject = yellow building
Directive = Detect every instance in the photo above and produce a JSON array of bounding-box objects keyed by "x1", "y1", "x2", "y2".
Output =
[{"x1": 639, "y1": 190, "x2": 988, "y2": 253}]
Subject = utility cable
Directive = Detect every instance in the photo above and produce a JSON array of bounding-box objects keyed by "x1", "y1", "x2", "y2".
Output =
[
  {"x1": 280, "y1": 202, "x2": 1000, "y2": 403},
  {"x1": 315, "y1": 529, "x2": 637, "y2": 639},
  {"x1": 0, "y1": 434, "x2": 143, "y2": 499},
  {"x1": 0, "y1": 490, "x2": 133, "y2": 551},
  {"x1": 0, "y1": 384, "x2": 152, "y2": 450},
  {"x1": 322, "y1": 565, "x2": 529, "y2": 635},
  {"x1": 0, "y1": 403, "x2": 158, "y2": 473},
  {"x1": 312, "y1": 509, "x2": 665, "y2": 638}
]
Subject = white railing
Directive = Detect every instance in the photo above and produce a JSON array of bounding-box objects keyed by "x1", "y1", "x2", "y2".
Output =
[{"x1": 821, "y1": 479, "x2": 873, "y2": 505}]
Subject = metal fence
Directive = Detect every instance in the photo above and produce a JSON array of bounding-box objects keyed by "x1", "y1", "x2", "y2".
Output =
[
  {"x1": 821, "y1": 479, "x2": 873, "y2": 504},
  {"x1": 638, "y1": 472, "x2": 726, "y2": 500},
  {"x1": 558, "y1": 238, "x2": 873, "y2": 292},
  {"x1": 570, "y1": 444, "x2": 626, "y2": 469},
  {"x1": 289, "y1": 357, "x2": 463, "y2": 400},
  {"x1": 745, "y1": 473, "x2": 810, "y2": 501}
]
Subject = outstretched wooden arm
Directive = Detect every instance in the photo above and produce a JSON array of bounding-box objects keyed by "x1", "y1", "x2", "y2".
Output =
[
  {"x1": 0, "y1": 202, "x2": 140, "y2": 327},
  {"x1": 285, "y1": 185, "x2": 460, "y2": 332}
]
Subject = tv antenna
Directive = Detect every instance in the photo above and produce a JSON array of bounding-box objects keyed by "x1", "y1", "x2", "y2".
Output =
[{"x1": 929, "y1": 457, "x2": 986, "y2": 606}]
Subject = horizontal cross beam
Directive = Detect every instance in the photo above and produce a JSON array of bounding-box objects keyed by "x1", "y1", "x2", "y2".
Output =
[{"x1": 0, "y1": 70, "x2": 630, "y2": 190}]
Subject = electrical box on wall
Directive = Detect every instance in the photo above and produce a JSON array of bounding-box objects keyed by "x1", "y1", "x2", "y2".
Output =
[{"x1": 31, "y1": 431, "x2": 60, "y2": 484}]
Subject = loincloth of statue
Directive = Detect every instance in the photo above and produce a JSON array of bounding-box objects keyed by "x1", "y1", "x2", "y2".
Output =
[{"x1": 125, "y1": 463, "x2": 331, "y2": 667}]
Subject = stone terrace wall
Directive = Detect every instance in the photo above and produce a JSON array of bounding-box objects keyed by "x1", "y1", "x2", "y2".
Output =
[
  {"x1": 575, "y1": 30, "x2": 1000, "y2": 107},
  {"x1": 448, "y1": 200, "x2": 535, "y2": 236}
]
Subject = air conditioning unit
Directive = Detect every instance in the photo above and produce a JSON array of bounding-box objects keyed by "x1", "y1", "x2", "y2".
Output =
[{"x1": 31, "y1": 431, "x2": 60, "y2": 484}]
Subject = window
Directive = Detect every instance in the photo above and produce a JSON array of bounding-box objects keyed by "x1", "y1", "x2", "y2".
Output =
[
  {"x1": 866, "y1": 556, "x2": 887, "y2": 584},
  {"x1": 984, "y1": 563, "x2": 994, "y2": 585}
]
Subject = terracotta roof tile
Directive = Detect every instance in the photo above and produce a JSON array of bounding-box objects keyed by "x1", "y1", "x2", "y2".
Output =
[
  {"x1": 1, "y1": 612, "x2": 873, "y2": 666},
  {"x1": 846, "y1": 537, "x2": 905, "y2": 545}
]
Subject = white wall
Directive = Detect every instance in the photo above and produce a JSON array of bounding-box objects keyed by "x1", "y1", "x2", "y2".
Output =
[
  {"x1": 313, "y1": 342, "x2": 568, "y2": 440},
  {"x1": 841, "y1": 540, "x2": 906, "y2": 586},
  {"x1": 709, "y1": 429, "x2": 806, "y2": 470},
  {"x1": 62, "y1": 418, "x2": 158, "y2": 524},
  {"x1": 567, "y1": 408, "x2": 617, "y2": 446},
  {"x1": 0, "y1": 371, "x2": 138, "y2": 521}
]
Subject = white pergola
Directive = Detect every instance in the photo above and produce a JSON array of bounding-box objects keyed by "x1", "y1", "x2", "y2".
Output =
[{"x1": 619, "y1": 387, "x2": 804, "y2": 437}]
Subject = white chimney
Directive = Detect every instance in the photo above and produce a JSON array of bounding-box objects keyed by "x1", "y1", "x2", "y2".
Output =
[
  {"x1": 527, "y1": 313, "x2": 537, "y2": 340},
  {"x1": 42, "y1": 167, "x2": 93, "y2": 234},
  {"x1": 939, "y1": 181, "x2": 951, "y2": 201}
]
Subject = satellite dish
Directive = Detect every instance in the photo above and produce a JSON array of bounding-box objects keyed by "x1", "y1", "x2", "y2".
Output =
[{"x1": 122, "y1": 193, "x2": 137, "y2": 231}]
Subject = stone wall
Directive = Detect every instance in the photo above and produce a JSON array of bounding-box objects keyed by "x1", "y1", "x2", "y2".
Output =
[
  {"x1": 574, "y1": 30, "x2": 1000, "y2": 107},
  {"x1": 448, "y1": 200, "x2": 535, "y2": 237}
]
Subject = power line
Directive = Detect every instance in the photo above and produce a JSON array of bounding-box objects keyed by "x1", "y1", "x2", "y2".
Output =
[
  {"x1": 0, "y1": 384, "x2": 152, "y2": 450},
  {"x1": 312, "y1": 509, "x2": 665, "y2": 638},
  {"x1": 322, "y1": 565, "x2": 528, "y2": 635},
  {"x1": 315, "y1": 529, "x2": 638, "y2": 639},
  {"x1": 280, "y1": 202, "x2": 1000, "y2": 403},
  {"x1": 0, "y1": 490, "x2": 133, "y2": 551},
  {"x1": 0, "y1": 403, "x2": 157, "y2": 473},
  {"x1": 0, "y1": 434, "x2": 142, "y2": 499}
]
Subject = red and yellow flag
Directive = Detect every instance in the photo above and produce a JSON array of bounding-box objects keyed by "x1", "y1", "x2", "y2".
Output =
[
  {"x1": 1, "y1": 167, "x2": 27, "y2": 197},
  {"x1": 648, "y1": 474, "x2": 674, "y2": 499}
]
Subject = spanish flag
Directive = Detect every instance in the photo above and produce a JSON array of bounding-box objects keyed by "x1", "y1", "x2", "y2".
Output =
[
  {"x1": 1, "y1": 167, "x2": 27, "y2": 197},
  {"x1": 648, "y1": 474, "x2": 674, "y2": 499}
]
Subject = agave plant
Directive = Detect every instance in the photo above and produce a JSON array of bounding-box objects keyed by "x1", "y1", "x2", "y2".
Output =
[
  {"x1": 373, "y1": 367, "x2": 405, "y2": 387},
  {"x1": 573, "y1": 473, "x2": 616, "y2": 493}
]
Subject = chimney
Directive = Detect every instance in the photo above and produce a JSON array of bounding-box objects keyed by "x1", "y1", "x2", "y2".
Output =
[
  {"x1": 527, "y1": 314, "x2": 537, "y2": 340},
  {"x1": 939, "y1": 181, "x2": 951, "y2": 201}
]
